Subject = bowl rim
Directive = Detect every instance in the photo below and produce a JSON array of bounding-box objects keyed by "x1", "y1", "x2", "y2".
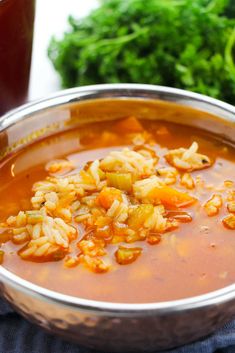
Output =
[
  {"x1": 1, "y1": 83, "x2": 235, "y2": 131},
  {"x1": 0, "y1": 83, "x2": 235, "y2": 315}
]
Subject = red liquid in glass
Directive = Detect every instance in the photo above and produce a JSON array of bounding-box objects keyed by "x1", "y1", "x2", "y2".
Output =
[{"x1": 0, "y1": 0, "x2": 35, "y2": 116}]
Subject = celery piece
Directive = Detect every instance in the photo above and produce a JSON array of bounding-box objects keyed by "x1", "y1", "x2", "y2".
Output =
[
  {"x1": 128, "y1": 204, "x2": 154, "y2": 230},
  {"x1": 106, "y1": 172, "x2": 132, "y2": 192}
]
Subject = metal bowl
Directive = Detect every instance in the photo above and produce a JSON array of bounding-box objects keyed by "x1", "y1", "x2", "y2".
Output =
[{"x1": 0, "y1": 84, "x2": 235, "y2": 352}]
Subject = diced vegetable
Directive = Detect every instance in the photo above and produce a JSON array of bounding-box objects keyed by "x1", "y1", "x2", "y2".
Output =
[
  {"x1": 156, "y1": 126, "x2": 170, "y2": 136},
  {"x1": 98, "y1": 168, "x2": 106, "y2": 180},
  {"x1": 126, "y1": 231, "x2": 144, "y2": 243},
  {"x1": 147, "y1": 233, "x2": 161, "y2": 245},
  {"x1": 100, "y1": 131, "x2": 120, "y2": 146},
  {"x1": 106, "y1": 172, "x2": 132, "y2": 192},
  {"x1": 111, "y1": 235, "x2": 126, "y2": 244},
  {"x1": 0, "y1": 231, "x2": 11, "y2": 244},
  {"x1": 0, "y1": 250, "x2": 4, "y2": 264},
  {"x1": 223, "y1": 214, "x2": 235, "y2": 230},
  {"x1": 128, "y1": 204, "x2": 154, "y2": 230},
  {"x1": 114, "y1": 116, "x2": 144, "y2": 133},
  {"x1": 97, "y1": 187, "x2": 122, "y2": 210},
  {"x1": 149, "y1": 186, "x2": 196, "y2": 208},
  {"x1": 115, "y1": 246, "x2": 142, "y2": 265}
]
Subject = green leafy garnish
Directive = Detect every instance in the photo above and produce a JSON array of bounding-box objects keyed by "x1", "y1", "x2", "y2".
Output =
[{"x1": 48, "y1": 0, "x2": 235, "y2": 104}]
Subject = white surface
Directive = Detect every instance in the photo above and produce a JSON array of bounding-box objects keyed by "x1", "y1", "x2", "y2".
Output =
[{"x1": 29, "y1": 0, "x2": 98, "y2": 101}]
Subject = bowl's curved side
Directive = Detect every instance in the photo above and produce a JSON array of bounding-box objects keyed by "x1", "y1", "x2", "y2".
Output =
[
  {"x1": 0, "y1": 83, "x2": 235, "y2": 164},
  {"x1": 2, "y1": 279, "x2": 235, "y2": 352},
  {"x1": 0, "y1": 84, "x2": 235, "y2": 352}
]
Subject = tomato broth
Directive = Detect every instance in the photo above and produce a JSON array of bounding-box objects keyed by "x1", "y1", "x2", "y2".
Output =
[{"x1": 0, "y1": 118, "x2": 234, "y2": 303}]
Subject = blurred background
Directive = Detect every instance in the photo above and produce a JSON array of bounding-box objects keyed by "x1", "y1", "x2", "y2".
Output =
[
  {"x1": 1, "y1": 0, "x2": 235, "y2": 114},
  {"x1": 29, "y1": 0, "x2": 98, "y2": 100},
  {"x1": 30, "y1": 0, "x2": 235, "y2": 105}
]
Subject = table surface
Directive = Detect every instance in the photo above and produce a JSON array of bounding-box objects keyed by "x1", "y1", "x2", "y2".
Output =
[{"x1": 28, "y1": 0, "x2": 98, "y2": 101}]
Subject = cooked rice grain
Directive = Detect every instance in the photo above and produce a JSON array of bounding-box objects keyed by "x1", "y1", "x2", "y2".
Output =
[{"x1": 165, "y1": 142, "x2": 211, "y2": 171}]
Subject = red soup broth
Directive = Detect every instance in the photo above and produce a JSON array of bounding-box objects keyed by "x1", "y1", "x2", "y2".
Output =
[{"x1": 0, "y1": 118, "x2": 235, "y2": 303}]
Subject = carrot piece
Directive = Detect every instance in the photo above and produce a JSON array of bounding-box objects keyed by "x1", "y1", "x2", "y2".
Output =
[
  {"x1": 156, "y1": 126, "x2": 170, "y2": 136},
  {"x1": 97, "y1": 187, "x2": 122, "y2": 209},
  {"x1": 100, "y1": 131, "x2": 120, "y2": 146},
  {"x1": 149, "y1": 186, "x2": 197, "y2": 208},
  {"x1": 114, "y1": 116, "x2": 144, "y2": 133},
  {"x1": 115, "y1": 246, "x2": 142, "y2": 265}
]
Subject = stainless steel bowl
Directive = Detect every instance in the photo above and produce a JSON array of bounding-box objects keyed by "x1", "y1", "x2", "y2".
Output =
[{"x1": 0, "y1": 84, "x2": 235, "y2": 352}]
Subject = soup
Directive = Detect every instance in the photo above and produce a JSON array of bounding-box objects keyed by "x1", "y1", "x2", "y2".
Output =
[{"x1": 0, "y1": 114, "x2": 234, "y2": 303}]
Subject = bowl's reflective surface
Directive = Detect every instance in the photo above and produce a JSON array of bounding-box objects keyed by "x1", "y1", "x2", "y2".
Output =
[{"x1": 0, "y1": 84, "x2": 235, "y2": 352}]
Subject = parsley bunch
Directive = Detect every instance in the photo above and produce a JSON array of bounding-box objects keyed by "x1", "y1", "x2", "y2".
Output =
[{"x1": 48, "y1": 0, "x2": 235, "y2": 103}]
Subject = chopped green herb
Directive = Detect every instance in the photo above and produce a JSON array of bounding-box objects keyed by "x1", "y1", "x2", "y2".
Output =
[{"x1": 48, "y1": 0, "x2": 235, "y2": 104}]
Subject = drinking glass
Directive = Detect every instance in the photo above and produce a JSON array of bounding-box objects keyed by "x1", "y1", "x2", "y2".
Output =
[{"x1": 0, "y1": 0, "x2": 35, "y2": 115}]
